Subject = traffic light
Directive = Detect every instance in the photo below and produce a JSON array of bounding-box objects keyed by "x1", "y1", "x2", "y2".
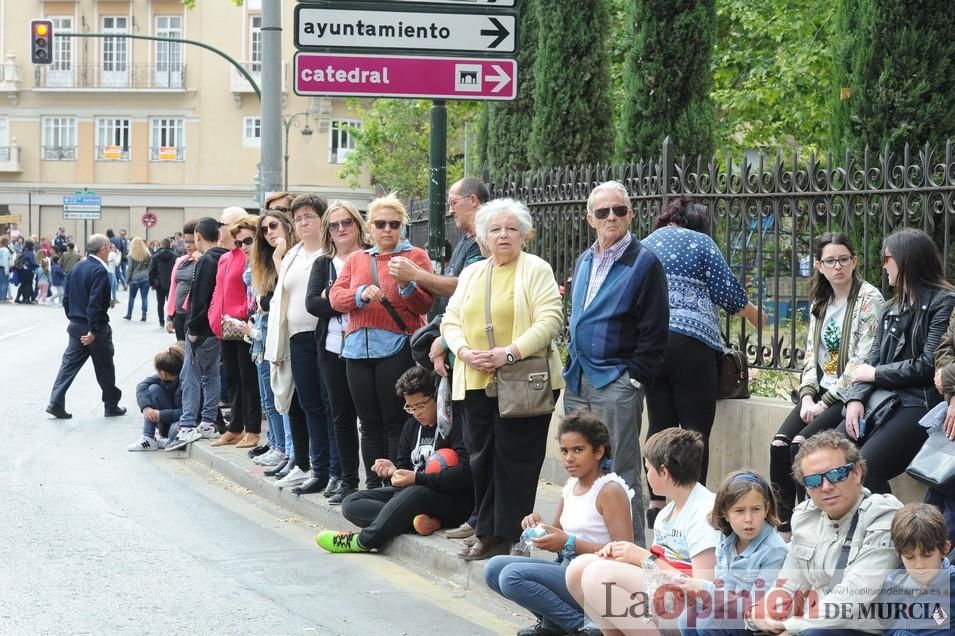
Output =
[{"x1": 31, "y1": 20, "x2": 53, "y2": 65}]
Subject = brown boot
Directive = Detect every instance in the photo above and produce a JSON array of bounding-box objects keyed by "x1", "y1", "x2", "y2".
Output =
[
  {"x1": 235, "y1": 433, "x2": 259, "y2": 449},
  {"x1": 211, "y1": 431, "x2": 243, "y2": 447}
]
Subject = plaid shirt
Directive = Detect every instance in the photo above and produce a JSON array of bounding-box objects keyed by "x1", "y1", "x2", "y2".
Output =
[{"x1": 584, "y1": 233, "x2": 633, "y2": 308}]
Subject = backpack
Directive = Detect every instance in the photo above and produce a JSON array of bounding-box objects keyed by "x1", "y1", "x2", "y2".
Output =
[{"x1": 13, "y1": 253, "x2": 25, "y2": 270}]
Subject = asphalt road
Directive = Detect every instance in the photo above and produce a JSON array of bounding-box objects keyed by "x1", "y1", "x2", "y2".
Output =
[{"x1": 0, "y1": 297, "x2": 516, "y2": 636}]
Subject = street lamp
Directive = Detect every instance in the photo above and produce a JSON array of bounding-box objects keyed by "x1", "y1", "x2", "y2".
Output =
[{"x1": 282, "y1": 111, "x2": 313, "y2": 192}]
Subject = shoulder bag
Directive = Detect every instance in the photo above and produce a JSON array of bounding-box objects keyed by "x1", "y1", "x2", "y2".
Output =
[
  {"x1": 718, "y1": 337, "x2": 750, "y2": 400},
  {"x1": 483, "y1": 261, "x2": 555, "y2": 418},
  {"x1": 906, "y1": 427, "x2": 955, "y2": 496},
  {"x1": 369, "y1": 252, "x2": 410, "y2": 336}
]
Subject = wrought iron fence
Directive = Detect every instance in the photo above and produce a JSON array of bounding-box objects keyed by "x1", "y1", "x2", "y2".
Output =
[
  {"x1": 408, "y1": 138, "x2": 955, "y2": 374},
  {"x1": 34, "y1": 63, "x2": 186, "y2": 89}
]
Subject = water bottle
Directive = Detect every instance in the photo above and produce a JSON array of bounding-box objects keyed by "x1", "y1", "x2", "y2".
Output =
[{"x1": 517, "y1": 524, "x2": 548, "y2": 554}]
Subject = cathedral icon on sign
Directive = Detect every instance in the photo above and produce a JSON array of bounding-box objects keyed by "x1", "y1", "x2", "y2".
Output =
[{"x1": 454, "y1": 64, "x2": 482, "y2": 92}]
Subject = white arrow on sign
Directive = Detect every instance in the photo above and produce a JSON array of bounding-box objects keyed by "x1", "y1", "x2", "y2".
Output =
[
  {"x1": 295, "y1": 7, "x2": 516, "y2": 55},
  {"x1": 486, "y1": 64, "x2": 511, "y2": 93}
]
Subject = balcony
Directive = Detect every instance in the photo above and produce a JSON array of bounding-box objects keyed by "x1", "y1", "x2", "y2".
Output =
[
  {"x1": 42, "y1": 146, "x2": 78, "y2": 161},
  {"x1": 230, "y1": 60, "x2": 286, "y2": 97},
  {"x1": 34, "y1": 64, "x2": 187, "y2": 91},
  {"x1": 0, "y1": 144, "x2": 22, "y2": 172},
  {"x1": 149, "y1": 146, "x2": 186, "y2": 162},
  {"x1": 95, "y1": 145, "x2": 131, "y2": 161}
]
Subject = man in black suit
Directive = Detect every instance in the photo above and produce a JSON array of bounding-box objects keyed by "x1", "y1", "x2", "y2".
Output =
[{"x1": 47, "y1": 234, "x2": 126, "y2": 419}]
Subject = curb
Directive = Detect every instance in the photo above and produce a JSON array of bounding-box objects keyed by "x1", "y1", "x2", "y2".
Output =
[{"x1": 184, "y1": 441, "x2": 497, "y2": 591}]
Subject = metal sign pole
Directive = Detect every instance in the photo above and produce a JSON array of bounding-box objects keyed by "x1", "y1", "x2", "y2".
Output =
[{"x1": 428, "y1": 100, "x2": 447, "y2": 266}]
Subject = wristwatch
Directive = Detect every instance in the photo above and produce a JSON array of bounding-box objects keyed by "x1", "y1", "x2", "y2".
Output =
[
  {"x1": 505, "y1": 347, "x2": 517, "y2": 365},
  {"x1": 563, "y1": 534, "x2": 577, "y2": 555}
]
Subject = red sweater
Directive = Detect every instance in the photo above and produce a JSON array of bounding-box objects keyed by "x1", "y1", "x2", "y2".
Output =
[
  {"x1": 208, "y1": 248, "x2": 250, "y2": 338},
  {"x1": 329, "y1": 245, "x2": 433, "y2": 335}
]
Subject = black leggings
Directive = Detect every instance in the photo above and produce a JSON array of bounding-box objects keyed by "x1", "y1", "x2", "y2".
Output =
[
  {"x1": 15, "y1": 269, "x2": 34, "y2": 303},
  {"x1": 644, "y1": 332, "x2": 719, "y2": 502},
  {"x1": 219, "y1": 339, "x2": 261, "y2": 434},
  {"x1": 345, "y1": 343, "x2": 414, "y2": 487},
  {"x1": 342, "y1": 485, "x2": 472, "y2": 549},
  {"x1": 155, "y1": 288, "x2": 168, "y2": 326},
  {"x1": 173, "y1": 313, "x2": 187, "y2": 342},
  {"x1": 836, "y1": 404, "x2": 929, "y2": 494},
  {"x1": 319, "y1": 352, "x2": 360, "y2": 489},
  {"x1": 770, "y1": 399, "x2": 845, "y2": 531}
]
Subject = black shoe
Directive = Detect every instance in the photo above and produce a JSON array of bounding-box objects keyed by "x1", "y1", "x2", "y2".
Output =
[
  {"x1": 264, "y1": 458, "x2": 289, "y2": 477},
  {"x1": 247, "y1": 444, "x2": 271, "y2": 459},
  {"x1": 46, "y1": 404, "x2": 72, "y2": 419},
  {"x1": 517, "y1": 621, "x2": 565, "y2": 636},
  {"x1": 123, "y1": 315, "x2": 131, "y2": 320},
  {"x1": 104, "y1": 405, "x2": 127, "y2": 417},
  {"x1": 273, "y1": 461, "x2": 294, "y2": 480},
  {"x1": 323, "y1": 477, "x2": 343, "y2": 498},
  {"x1": 328, "y1": 485, "x2": 357, "y2": 505},
  {"x1": 291, "y1": 476, "x2": 328, "y2": 495}
]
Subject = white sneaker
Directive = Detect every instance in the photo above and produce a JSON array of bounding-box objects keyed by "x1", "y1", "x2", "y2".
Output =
[
  {"x1": 127, "y1": 437, "x2": 159, "y2": 452},
  {"x1": 252, "y1": 448, "x2": 278, "y2": 465},
  {"x1": 197, "y1": 422, "x2": 219, "y2": 439},
  {"x1": 165, "y1": 426, "x2": 202, "y2": 452},
  {"x1": 275, "y1": 466, "x2": 308, "y2": 488},
  {"x1": 254, "y1": 449, "x2": 286, "y2": 466},
  {"x1": 156, "y1": 436, "x2": 169, "y2": 450}
]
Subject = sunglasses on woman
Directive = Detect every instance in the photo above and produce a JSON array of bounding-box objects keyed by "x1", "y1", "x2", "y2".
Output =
[
  {"x1": 592, "y1": 205, "x2": 630, "y2": 220},
  {"x1": 328, "y1": 218, "x2": 355, "y2": 232},
  {"x1": 260, "y1": 220, "x2": 281, "y2": 233},
  {"x1": 234, "y1": 236, "x2": 254, "y2": 248},
  {"x1": 801, "y1": 462, "x2": 855, "y2": 489},
  {"x1": 373, "y1": 220, "x2": 402, "y2": 230}
]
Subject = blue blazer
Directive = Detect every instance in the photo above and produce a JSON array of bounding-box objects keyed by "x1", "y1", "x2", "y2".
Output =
[{"x1": 63, "y1": 255, "x2": 111, "y2": 333}]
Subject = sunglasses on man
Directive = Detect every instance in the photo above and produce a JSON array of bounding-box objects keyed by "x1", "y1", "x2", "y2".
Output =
[
  {"x1": 592, "y1": 205, "x2": 630, "y2": 220},
  {"x1": 802, "y1": 462, "x2": 855, "y2": 489}
]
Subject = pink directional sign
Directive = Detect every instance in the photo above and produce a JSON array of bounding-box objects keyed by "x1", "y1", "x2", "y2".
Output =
[{"x1": 294, "y1": 52, "x2": 517, "y2": 101}]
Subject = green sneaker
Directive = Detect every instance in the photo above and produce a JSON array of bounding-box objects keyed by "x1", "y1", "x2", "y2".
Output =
[{"x1": 315, "y1": 530, "x2": 368, "y2": 553}]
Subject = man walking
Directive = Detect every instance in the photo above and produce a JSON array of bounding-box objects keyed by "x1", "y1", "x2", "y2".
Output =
[
  {"x1": 563, "y1": 180, "x2": 670, "y2": 545},
  {"x1": 60, "y1": 242, "x2": 79, "y2": 273},
  {"x1": 47, "y1": 234, "x2": 126, "y2": 419}
]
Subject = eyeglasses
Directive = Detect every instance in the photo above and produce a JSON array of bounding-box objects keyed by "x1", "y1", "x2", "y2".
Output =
[
  {"x1": 269, "y1": 206, "x2": 290, "y2": 213},
  {"x1": 328, "y1": 218, "x2": 355, "y2": 232},
  {"x1": 294, "y1": 214, "x2": 319, "y2": 225},
  {"x1": 820, "y1": 256, "x2": 853, "y2": 269},
  {"x1": 373, "y1": 220, "x2": 402, "y2": 230},
  {"x1": 234, "y1": 236, "x2": 254, "y2": 248},
  {"x1": 447, "y1": 195, "x2": 466, "y2": 209},
  {"x1": 261, "y1": 220, "x2": 281, "y2": 233},
  {"x1": 802, "y1": 462, "x2": 855, "y2": 489},
  {"x1": 592, "y1": 205, "x2": 630, "y2": 220},
  {"x1": 402, "y1": 396, "x2": 434, "y2": 414}
]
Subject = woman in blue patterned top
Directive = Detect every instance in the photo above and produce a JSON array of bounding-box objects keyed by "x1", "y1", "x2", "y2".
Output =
[{"x1": 643, "y1": 196, "x2": 762, "y2": 527}]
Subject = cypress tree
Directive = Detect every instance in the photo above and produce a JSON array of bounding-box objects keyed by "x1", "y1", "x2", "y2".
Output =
[
  {"x1": 486, "y1": 0, "x2": 538, "y2": 179},
  {"x1": 529, "y1": 0, "x2": 614, "y2": 168},
  {"x1": 837, "y1": 0, "x2": 955, "y2": 156},
  {"x1": 617, "y1": 0, "x2": 716, "y2": 163}
]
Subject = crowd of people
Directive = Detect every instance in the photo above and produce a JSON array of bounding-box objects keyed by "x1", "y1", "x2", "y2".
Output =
[{"x1": 29, "y1": 179, "x2": 955, "y2": 635}]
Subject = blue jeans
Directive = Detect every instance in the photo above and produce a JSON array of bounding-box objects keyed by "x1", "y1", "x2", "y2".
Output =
[
  {"x1": 109, "y1": 272, "x2": 118, "y2": 300},
  {"x1": 141, "y1": 383, "x2": 180, "y2": 439},
  {"x1": 0, "y1": 267, "x2": 8, "y2": 300},
  {"x1": 257, "y1": 359, "x2": 287, "y2": 452},
  {"x1": 180, "y1": 337, "x2": 221, "y2": 427},
  {"x1": 289, "y1": 332, "x2": 340, "y2": 479},
  {"x1": 484, "y1": 556, "x2": 584, "y2": 632},
  {"x1": 126, "y1": 278, "x2": 149, "y2": 318}
]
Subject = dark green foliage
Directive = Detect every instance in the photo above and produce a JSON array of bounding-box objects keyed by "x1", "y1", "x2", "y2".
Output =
[
  {"x1": 529, "y1": 0, "x2": 614, "y2": 168},
  {"x1": 618, "y1": 0, "x2": 716, "y2": 163},
  {"x1": 486, "y1": 0, "x2": 538, "y2": 178},
  {"x1": 835, "y1": 0, "x2": 955, "y2": 156}
]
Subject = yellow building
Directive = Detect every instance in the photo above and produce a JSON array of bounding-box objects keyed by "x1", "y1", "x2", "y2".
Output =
[{"x1": 0, "y1": 0, "x2": 372, "y2": 243}]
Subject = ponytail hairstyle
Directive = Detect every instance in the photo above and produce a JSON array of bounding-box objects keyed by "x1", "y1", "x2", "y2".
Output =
[
  {"x1": 808, "y1": 232, "x2": 860, "y2": 318},
  {"x1": 154, "y1": 344, "x2": 185, "y2": 376}
]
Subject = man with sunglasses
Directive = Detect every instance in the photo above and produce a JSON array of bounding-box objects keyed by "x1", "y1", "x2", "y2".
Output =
[
  {"x1": 563, "y1": 180, "x2": 669, "y2": 547},
  {"x1": 749, "y1": 430, "x2": 902, "y2": 635}
]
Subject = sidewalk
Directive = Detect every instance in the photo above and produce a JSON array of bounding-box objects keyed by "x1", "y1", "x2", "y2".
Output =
[{"x1": 183, "y1": 440, "x2": 564, "y2": 592}]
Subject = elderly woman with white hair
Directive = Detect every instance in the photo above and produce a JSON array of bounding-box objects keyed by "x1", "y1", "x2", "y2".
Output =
[{"x1": 441, "y1": 198, "x2": 564, "y2": 561}]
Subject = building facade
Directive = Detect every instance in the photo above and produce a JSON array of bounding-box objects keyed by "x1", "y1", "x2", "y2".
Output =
[{"x1": 0, "y1": 0, "x2": 372, "y2": 244}]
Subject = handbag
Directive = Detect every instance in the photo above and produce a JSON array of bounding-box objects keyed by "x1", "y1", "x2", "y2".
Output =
[
  {"x1": 860, "y1": 388, "x2": 900, "y2": 434},
  {"x1": 718, "y1": 340, "x2": 750, "y2": 400},
  {"x1": 369, "y1": 253, "x2": 411, "y2": 336},
  {"x1": 906, "y1": 427, "x2": 955, "y2": 496},
  {"x1": 483, "y1": 261, "x2": 555, "y2": 418},
  {"x1": 221, "y1": 315, "x2": 246, "y2": 341}
]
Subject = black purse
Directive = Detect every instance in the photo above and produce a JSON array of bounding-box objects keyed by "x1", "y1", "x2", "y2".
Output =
[{"x1": 718, "y1": 341, "x2": 750, "y2": 400}]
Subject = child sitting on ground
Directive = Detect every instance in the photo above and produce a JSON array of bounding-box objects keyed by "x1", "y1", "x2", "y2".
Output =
[
  {"x1": 566, "y1": 428, "x2": 721, "y2": 634},
  {"x1": 128, "y1": 344, "x2": 185, "y2": 451},
  {"x1": 877, "y1": 503, "x2": 954, "y2": 636},
  {"x1": 315, "y1": 366, "x2": 472, "y2": 553},
  {"x1": 675, "y1": 469, "x2": 789, "y2": 635}
]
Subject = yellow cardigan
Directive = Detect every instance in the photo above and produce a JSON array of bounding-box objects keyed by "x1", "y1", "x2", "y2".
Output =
[{"x1": 441, "y1": 251, "x2": 565, "y2": 401}]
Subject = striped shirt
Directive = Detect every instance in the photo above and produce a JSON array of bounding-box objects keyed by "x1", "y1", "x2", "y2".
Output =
[{"x1": 584, "y1": 233, "x2": 632, "y2": 308}]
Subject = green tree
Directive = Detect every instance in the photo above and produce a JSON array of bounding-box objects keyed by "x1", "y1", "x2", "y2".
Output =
[
  {"x1": 339, "y1": 100, "x2": 482, "y2": 199},
  {"x1": 618, "y1": 0, "x2": 716, "y2": 163},
  {"x1": 529, "y1": 0, "x2": 614, "y2": 168},
  {"x1": 712, "y1": 0, "x2": 834, "y2": 155},
  {"x1": 182, "y1": 0, "x2": 243, "y2": 8},
  {"x1": 485, "y1": 0, "x2": 539, "y2": 179},
  {"x1": 836, "y1": 0, "x2": 955, "y2": 156}
]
